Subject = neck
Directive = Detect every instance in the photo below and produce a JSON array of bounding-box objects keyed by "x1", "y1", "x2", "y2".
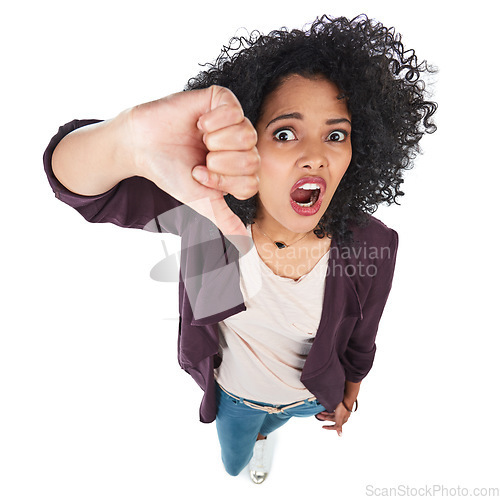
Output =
[
  {"x1": 255, "y1": 220, "x2": 308, "y2": 244},
  {"x1": 254, "y1": 206, "x2": 314, "y2": 247}
]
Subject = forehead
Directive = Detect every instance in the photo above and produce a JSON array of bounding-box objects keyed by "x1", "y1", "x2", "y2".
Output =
[{"x1": 258, "y1": 74, "x2": 349, "y2": 121}]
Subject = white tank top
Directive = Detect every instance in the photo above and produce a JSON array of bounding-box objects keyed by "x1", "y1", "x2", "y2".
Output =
[{"x1": 214, "y1": 224, "x2": 330, "y2": 404}]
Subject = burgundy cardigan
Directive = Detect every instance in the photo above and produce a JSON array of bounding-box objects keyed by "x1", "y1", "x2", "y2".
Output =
[{"x1": 44, "y1": 119, "x2": 399, "y2": 423}]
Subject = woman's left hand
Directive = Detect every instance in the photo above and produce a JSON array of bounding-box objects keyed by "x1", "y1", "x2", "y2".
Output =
[{"x1": 315, "y1": 402, "x2": 352, "y2": 436}]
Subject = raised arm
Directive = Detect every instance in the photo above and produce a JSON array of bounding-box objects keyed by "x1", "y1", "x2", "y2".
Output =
[
  {"x1": 48, "y1": 86, "x2": 260, "y2": 240},
  {"x1": 52, "y1": 111, "x2": 136, "y2": 197}
]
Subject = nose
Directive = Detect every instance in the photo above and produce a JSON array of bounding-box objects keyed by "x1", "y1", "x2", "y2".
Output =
[{"x1": 296, "y1": 140, "x2": 328, "y2": 170}]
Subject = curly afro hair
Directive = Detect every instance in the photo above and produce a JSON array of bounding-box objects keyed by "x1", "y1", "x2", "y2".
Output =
[{"x1": 185, "y1": 14, "x2": 437, "y2": 245}]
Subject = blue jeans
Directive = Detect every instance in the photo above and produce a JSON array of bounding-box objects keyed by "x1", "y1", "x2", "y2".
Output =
[{"x1": 215, "y1": 383, "x2": 326, "y2": 476}]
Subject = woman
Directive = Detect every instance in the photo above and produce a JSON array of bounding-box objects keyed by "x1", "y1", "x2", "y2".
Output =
[{"x1": 44, "y1": 14, "x2": 437, "y2": 483}]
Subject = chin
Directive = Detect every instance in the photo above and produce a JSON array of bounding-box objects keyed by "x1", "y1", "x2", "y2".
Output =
[
  {"x1": 289, "y1": 201, "x2": 330, "y2": 230},
  {"x1": 284, "y1": 212, "x2": 323, "y2": 234}
]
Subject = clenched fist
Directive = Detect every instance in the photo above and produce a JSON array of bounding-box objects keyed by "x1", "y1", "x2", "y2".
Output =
[{"x1": 128, "y1": 85, "x2": 260, "y2": 240}]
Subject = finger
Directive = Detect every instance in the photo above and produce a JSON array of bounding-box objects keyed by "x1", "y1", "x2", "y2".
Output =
[
  {"x1": 178, "y1": 85, "x2": 244, "y2": 135},
  {"x1": 206, "y1": 149, "x2": 260, "y2": 177},
  {"x1": 321, "y1": 424, "x2": 337, "y2": 430},
  {"x1": 322, "y1": 423, "x2": 343, "y2": 436},
  {"x1": 192, "y1": 166, "x2": 259, "y2": 200},
  {"x1": 198, "y1": 102, "x2": 245, "y2": 133},
  {"x1": 204, "y1": 118, "x2": 258, "y2": 152},
  {"x1": 315, "y1": 412, "x2": 336, "y2": 421},
  {"x1": 208, "y1": 85, "x2": 244, "y2": 114}
]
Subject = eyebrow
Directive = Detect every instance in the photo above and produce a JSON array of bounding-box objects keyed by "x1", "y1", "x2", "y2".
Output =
[{"x1": 265, "y1": 112, "x2": 352, "y2": 129}]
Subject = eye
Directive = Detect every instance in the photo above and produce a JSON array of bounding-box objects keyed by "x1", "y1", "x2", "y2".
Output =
[
  {"x1": 273, "y1": 128, "x2": 296, "y2": 141},
  {"x1": 328, "y1": 130, "x2": 348, "y2": 142}
]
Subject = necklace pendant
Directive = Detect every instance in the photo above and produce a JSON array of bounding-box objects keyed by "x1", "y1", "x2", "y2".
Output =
[{"x1": 275, "y1": 241, "x2": 287, "y2": 249}]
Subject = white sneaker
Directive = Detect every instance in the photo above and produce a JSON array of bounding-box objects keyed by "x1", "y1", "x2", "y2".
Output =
[{"x1": 249, "y1": 437, "x2": 272, "y2": 484}]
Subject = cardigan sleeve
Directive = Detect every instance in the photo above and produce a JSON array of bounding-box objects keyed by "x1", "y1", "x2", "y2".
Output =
[
  {"x1": 43, "y1": 119, "x2": 186, "y2": 234},
  {"x1": 341, "y1": 229, "x2": 399, "y2": 383}
]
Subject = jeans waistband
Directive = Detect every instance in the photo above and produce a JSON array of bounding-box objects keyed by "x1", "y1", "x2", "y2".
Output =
[{"x1": 218, "y1": 384, "x2": 317, "y2": 414}]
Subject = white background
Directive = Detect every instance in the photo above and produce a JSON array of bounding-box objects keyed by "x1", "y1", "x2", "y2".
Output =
[{"x1": 1, "y1": 0, "x2": 499, "y2": 498}]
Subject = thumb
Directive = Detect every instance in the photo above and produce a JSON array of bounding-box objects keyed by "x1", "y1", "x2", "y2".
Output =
[
  {"x1": 187, "y1": 194, "x2": 252, "y2": 255},
  {"x1": 183, "y1": 86, "x2": 252, "y2": 252},
  {"x1": 189, "y1": 86, "x2": 253, "y2": 251}
]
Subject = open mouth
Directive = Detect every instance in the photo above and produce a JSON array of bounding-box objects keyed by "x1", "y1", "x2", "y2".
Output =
[
  {"x1": 289, "y1": 177, "x2": 326, "y2": 216},
  {"x1": 290, "y1": 184, "x2": 321, "y2": 207}
]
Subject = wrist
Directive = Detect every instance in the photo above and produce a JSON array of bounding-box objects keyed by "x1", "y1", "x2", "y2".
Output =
[
  {"x1": 343, "y1": 380, "x2": 361, "y2": 411},
  {"x1": 342, "y1": 398, "x2": 358, "y2": 412},
  {"x1": 112, "y1": 107, "x2": 142, "y2": 179}
]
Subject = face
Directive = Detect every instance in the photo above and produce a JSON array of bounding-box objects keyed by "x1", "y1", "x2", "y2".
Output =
[{"x1": 255, "y1": 74, "x2": 352, "y2": 236}]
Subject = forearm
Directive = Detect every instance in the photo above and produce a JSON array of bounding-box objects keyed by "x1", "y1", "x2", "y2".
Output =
[
  {"x1": 51, "y1": 109, "x2": 136, "y2": 196},
  {"x1": 343, "y1": 380, "x2": 361, "y2": 410}
]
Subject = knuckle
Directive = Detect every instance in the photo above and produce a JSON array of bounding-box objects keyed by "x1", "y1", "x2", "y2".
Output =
[
  {"x1": 242, "y1": 176, "x2": 259, "y2": 199},
  {"x1": 240, "y1": 155, "x2": 257, "y2": 175},
  {"x1": 228, "y1": 104, "x2": 244, "y2": 123},
  {"x1": 239, "y1": 121, "x2": 257, "y2": 147},
  {"x1": 250, "y1": 150, "x2": 261, "y2": 170},
  {"x1": 251, "y1": 177, "x2": 259, "y2": 194},
  {"x1": 218, "y1": 85, "x2": 235, "y2": 100},
  {"x1": 241, "y1": 132, "x2": 254, "y2": 149}
]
